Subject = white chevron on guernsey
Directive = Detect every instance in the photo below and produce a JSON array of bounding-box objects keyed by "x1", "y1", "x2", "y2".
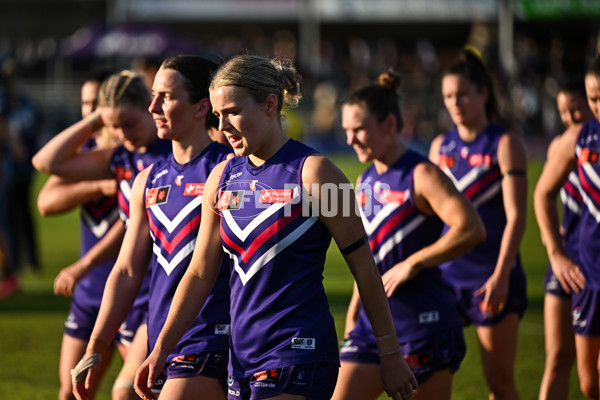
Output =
[
  {"x1": 150, "y1": 232, "x2": 197, "y2": 276},
  {"x1": 81, "y1": 208, "x2": 119, "y2": 238},
  {"x1": 221, "y1": 187, "x2": 300, "y2": 242},
  {"x1": 148, "y1": 194, "x2": 203, "y2": 233},
  {"x1": 359, "y1": 201, "x2": 402, "y2": 236},
  {"x1": 441, "y1": 164, "x2": 489, "y2": 192},
  {"x1": 560, "y1": 172, "x2": 583, "y2": 216},
  {"x1": 371, "y1": 215, "x2": 426, "y2": 264},
  {"x1": 119, "y1": 180, "x2": 132, "y2": 203},
  {"x1": 224, "y1": 216, "x2": 318, "y2": 285},
  {"x1": 580, "y1": 162, "x2": 600, "y2": 223}
]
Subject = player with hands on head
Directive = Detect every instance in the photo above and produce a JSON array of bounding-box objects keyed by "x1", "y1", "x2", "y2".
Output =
[
  {"x1": 70, "y1": 54, "x2": 233, "y2": 400},
  {"x1": 33, "y1": 69, "x2": 172, "y2": 400},
  {"x1": 134, "y1": 54, "x2": 418, "y2": 400},
  {"x1": 332, "y1": 70, "x2": 485, "y2": 400},
  {"x1": 534, "y1": 77, "x2": 593, "y2": 400},
  {"x1": 429, "y1": 48, "x2": 528, "y2": 400}
]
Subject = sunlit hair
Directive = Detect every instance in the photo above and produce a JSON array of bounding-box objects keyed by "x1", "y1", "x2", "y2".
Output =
[
  {"x1": 586, "y1": 53, "x2": 600, "y2": 79},
  {"x1": 161, "y1": 55, "x2": 222, "y2": 129},
  {"x1": 342, "y1": 70, "x2": 403, "y2": 131},
  {"x1": 210, "y1": 55, "x2": 302, "y2": 112},
  {"x1": 444, "y1": 48, "x2": 498, "y2": 121},
  {"x1": 98, "y1": 70, "x2": 150, "y2": 109}
]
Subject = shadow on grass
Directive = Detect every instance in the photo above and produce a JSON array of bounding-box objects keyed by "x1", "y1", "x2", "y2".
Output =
[{"x1": 0, "y1": 290, "x2": 70, "y2": 313}]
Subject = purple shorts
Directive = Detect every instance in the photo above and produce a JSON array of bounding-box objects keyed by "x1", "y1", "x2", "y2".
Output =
[
  {"x1": 451, "y1": 266, "x2": 527, "y2": 326},
  {"x1": 339, "y1": 327, "x2": 465, "y2": 384},
  {"x1": 571, "y1": 287, "x2": 600, "y2": 337},
  {"x1": 153, "y1": 350, "x2": 229, "y2": 391},
  {"x1": 226, "y1": 363, "x2": 338, "y2": 400},
  {"x1": 114, "y1": 304, "x2": 147, "y2": 346},
  {"x1": 544, "y1": 266, "x2": 570, "y2": 298},
  {"x1": 64, "y1": 301, "x2": 146, "y2": 347}
]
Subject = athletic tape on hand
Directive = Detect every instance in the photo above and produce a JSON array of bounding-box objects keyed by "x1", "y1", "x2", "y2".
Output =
[{"x1": 71, "y1": 353, "x2": 102, "y2": 384}]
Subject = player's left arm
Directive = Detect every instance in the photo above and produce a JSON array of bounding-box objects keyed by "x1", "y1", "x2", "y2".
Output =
[{"x1": 476, "y1": 132, "x2": 527, "y2": 313}]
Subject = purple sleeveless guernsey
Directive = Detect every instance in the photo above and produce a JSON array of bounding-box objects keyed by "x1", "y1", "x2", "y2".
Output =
[
  {"x1": 145, "y1": 142, "x2": 232, "y2": 360},
  {"x1": 574, "y1": 118, "x2": 600, "y2": 289},
  {"x1": 73, "y1": 138, "x2": 119, "y2": 307},
  {"x1": 560, "y1": 170, "x2": 582, "y2": 260},
  {"x1": 110, "y1": 138, "x2": 171, "y2": 307},
  {"x1": 218, "y1": 139, "x2": 339, "y2": 377},
  {"x1": 436, "y1": 123, "x2": 523, "y2": 289},
  {"x1": 352, "y1": 150, "x2": 462, "y2": 343}
]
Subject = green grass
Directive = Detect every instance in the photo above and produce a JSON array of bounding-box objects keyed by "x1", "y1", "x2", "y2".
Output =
[{"x1": 0, "y1": 154, "x2": 587, "y2": 399}]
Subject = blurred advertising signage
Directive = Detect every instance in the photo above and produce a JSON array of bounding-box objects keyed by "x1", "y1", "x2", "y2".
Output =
[
  {"x1": 126, "y1": 0, "x2": 301, "y2": 21},
  {"x1": 517, "y1": 0, "x2": 600, "y2": 19},
  {"x1": 124, "y1": 0, "x2": 496, "y2": 21}
]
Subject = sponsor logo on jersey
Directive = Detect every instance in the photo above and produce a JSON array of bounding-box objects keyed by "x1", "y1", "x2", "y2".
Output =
[
  {"x1": 250, "y1": 180, "x2": 258, "y2": 191},
  {"x1": 114, "y1": 166, "x2": 133, "y2": 181},
  {"x1": 175, "y1": 175, "x2": 184, "y2": 186},
  {"x1": 291, "y1": 337, "x2": 315, "y2": 350},
  {"x1": 579, "y1": 148, "x2": 600, "y2": 163},
  {"x1": 215, "y1": 324, "x2": 230, "y2": 335},
  {"x1": 254, "y1": 368, "x2": 282, "y2": 382},
  {"x1": 171, "y1": 354, "x2": 198, "y2": 363},
  {"x1": 145, "y1": 185, "x2": 170, "y2": 207},
  {"x1": 418, "y1": 311, "x2": 440, "y2": 324},
  {"x1": 259, "y1": 189, "x2": 293, "y2": 203},
  {"x1": 184, "y1": 183, "x2": 205, "y2": 196},
  {"x1": 227, "y1": 375, "x2": 235, "y2": 387},
  {"x1": 378, "y1": 189, "x2": 406, "y2": 204},
  {"x1": 218, "y1": 190, "x2": 244, "y2": 210},
  {"x1": 136, "y1": 159, "x2": 146, "y2": 171},
  {"x1": 468, "y1": 153, "x2": 492, "y2": 167}
]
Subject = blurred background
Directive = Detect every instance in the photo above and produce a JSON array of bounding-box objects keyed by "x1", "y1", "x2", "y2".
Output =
[{"x1": 1, "y1": 0, "x2": 599, "y2": 156}]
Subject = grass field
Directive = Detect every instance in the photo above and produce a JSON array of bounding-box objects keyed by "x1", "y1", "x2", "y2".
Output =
[{"x1": 0, "y1": 152, "x2": 587, "y2": 400}]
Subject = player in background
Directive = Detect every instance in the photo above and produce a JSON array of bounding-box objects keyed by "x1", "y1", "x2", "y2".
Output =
[
  {"x1": 71, "y1": 55, "x2": 233, "y2": 400},
  {"x1": 33, "y1": 70, "x2": 172, "y2": 400},
  {"x1": 534, "y1": 78, "x2": 593, "y2": 400},
  {"x1": 429, "y1": 49, "x2": 528, "y2": 400},
  {"x1": 332, "y1": 70, "x2": 485, "y2": 400},
  {"x1": 134, "y1": 54, "x2": 418, "y2": 400}
]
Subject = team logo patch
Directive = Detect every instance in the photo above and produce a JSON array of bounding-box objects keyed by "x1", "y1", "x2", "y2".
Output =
[
  {"x1": 418, "y1": 311, "x2": 440, "y2": 324},
  {"x1": 253, "y1": 368, "x2": 282, "y2": 382},
  {"x1": 145, "y1": 186, "x2": 170, "y2": 207},
  {"x1": 291, "y1": 337, "x2": 315, "y2": 350},
  {"x1": 184, "y1": 183, "x2": 205, "y2": 196},
  {"x1": 218, "y1": 190, "x2": 244, "y2": 210},
  {"x1": 579, "y1": 148, "x2": 600, "y2": 163},
  {"x1": 259, "y1": 189, "x2": 293, "y2": 203},
  {"x1": 215, "y1": 324, "x2": 230, "y2": 335},
  {"x1": 439, "y1": 154, "x2": 456, "y2": 169}
]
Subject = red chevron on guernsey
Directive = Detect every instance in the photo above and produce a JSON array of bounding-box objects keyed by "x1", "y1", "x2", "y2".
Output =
[
  {"x1": 369, "y1": 204, "x2": 415, "y2": 250},
  {"x1": 221, "y1": 204, "x2": 303, "y2": 264},
  {"x1": 463, "y1": 168, "x2": 500, "y2": 200},
  {"x1": 148, "y1": 212, "x2": 201, "y2": 254},
  {"x1": 579, "y1": 167, "x2": 600, "y2": 206}
]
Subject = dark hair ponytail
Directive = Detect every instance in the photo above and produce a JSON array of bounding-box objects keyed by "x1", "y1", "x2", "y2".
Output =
[
  {"x1": 445, "y1": 48, "x2": 498, "y2": 121},
  {"x1": 343, "y1": 70, "x2": 403, "y2": 132}
]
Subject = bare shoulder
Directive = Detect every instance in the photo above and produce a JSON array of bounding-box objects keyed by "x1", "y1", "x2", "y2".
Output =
[
  {"x1": 302, "y1": 153, "x2": 350, "y2": 188},
  {"x1": 428, "y1": 133, "x2": 445, "y2": 162}
]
